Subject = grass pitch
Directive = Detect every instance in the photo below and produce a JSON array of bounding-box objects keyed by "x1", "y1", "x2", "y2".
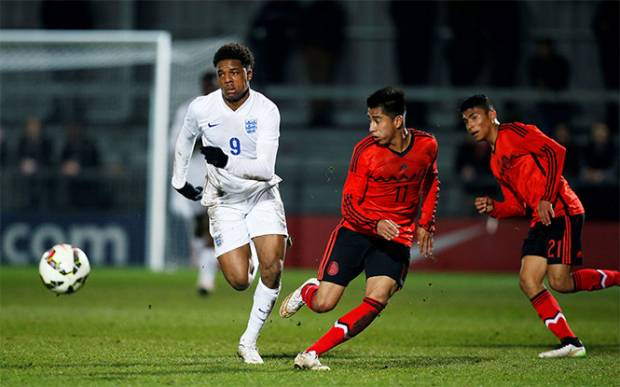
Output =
[{"x1": 1, "y1": 266, "x2": 618, "y2": 386}]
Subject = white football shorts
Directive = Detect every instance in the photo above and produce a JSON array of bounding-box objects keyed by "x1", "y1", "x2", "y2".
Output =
[{"x1": 206, "y1": 185, "x2": 288, "y2": 257}]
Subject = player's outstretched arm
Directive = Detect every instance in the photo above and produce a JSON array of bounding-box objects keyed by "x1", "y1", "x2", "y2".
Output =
[
  {"x1": 510, "y1": 125, "x2": 566, "y2": 207},
  {"x1": 418, "y1": 152, "x2": 440, "y2": 233},
  {"x1": 171, "y1": 101, "x2": 200, "y2": 190}
]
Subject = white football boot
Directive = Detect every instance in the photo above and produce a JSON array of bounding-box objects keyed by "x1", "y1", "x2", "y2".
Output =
[
  {"x1": 237, "y1": 343, "x2": 264, "y2": 364},
  {"x1": 294, "y1": 351, "x2": 330, "y2": 371},
  {"x1": 279, "y1": 278, "x2": 319, "y2": 318},
  {"x1": 538, "y1": 343, "x2": 586, "y2": 358}
]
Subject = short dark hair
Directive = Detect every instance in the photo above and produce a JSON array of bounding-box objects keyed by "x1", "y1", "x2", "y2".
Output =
[
  {"x1": 366, "y1": 87, "x2": 406, "y2": 118},
  {"x1": 213, "y1": 43, "x2": 255, "y2": 69},
  {"x1": 460, "y1": 94, "x2": 495, "y2": 113}
]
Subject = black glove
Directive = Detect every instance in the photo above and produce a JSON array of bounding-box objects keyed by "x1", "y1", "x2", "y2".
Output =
[
  {"x1": 201, "y1": 146, "x2": 228, "y2": 168},
  {"x1": 175, "y1": 182, "x2": 203, "y2": 201}
]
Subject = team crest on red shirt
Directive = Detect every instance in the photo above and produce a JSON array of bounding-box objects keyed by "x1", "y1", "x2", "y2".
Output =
[{"x1": 327, "y1": 261, "x2": 339, "y2": 276}]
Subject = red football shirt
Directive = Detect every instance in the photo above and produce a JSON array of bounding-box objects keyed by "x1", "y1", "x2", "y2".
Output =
[
  {"x1": 489, "y1": 122, "x2": 584, "y2": 225},
  {"x1": 340, "y1": 129, "x2": 440, "y2": 247}
]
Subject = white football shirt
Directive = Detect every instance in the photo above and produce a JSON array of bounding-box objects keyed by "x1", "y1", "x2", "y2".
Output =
[{"x1": 171, "y1": 88, "x2": 282, "y2": 205}]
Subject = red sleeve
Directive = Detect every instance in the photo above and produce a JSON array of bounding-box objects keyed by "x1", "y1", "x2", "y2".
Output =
[
  {"x1": 341, "y1": 141, "x2": 380, "y2": 234},
  {"x1": 417, "y1": 143, "x2": 440, "y2": 232},
  {"x1": 490, "y1": 182, "x2": 527, "y2": 219},
  {"x1": 506, "y1": 123, "x2": 566, "y2": 202}
]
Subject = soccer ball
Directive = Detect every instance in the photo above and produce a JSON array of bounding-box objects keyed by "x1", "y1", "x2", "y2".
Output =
[{"x1": 39, "y1": 244, "x2": 91, "y2": 294}]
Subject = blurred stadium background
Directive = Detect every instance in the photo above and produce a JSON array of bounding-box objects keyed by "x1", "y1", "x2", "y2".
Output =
[{"x1": 0, "y1": 0, "x2": 618, "y2": 272}]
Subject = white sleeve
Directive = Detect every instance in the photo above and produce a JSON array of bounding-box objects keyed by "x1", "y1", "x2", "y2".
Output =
[
  {"x1": 224, "y1": 105, "x2": 280, "y2": 181},
  {"x1": 169, "y1": 102, "x2": 188, "y2": 154},
  {"x1": 171, "y1": 101, "x2": 200, "y2": 189}
]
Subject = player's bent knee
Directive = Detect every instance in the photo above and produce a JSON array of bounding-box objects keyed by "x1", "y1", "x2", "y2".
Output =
[
  {"x1": 548, "y1": 277, "x2": 573, "y2": 293},
  {"x1": 260, "y1": 258, "x2": 282, "y2": 275},
  {"x1": 312, "y1": 298, "x2": 337, "y2": 313},
  {"x1": 259, "y1": 259, "x2": 282, "y2": 285},
  {"x1": 226, "y1": 276, "x2": 250, "y2": 291},
  {"x1": 230, "y1": 282, "x2": 250, "y2": 291},
  {"x1": 519, "y1": 276, "x2": 542, "y2": 296}
]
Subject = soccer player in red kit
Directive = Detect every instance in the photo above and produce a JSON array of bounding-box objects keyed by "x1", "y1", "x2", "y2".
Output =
[
  {"x1": 279, "y1": 87, "x2": 440, "y2": 370},
  {"x1": 461, "y1": 95, "x2": 620, "y2": 358}
]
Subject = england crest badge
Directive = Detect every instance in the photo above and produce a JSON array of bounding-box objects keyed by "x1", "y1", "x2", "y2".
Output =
[{"x1": 245, "y1": 119, "x2": 257, "y2": 134}]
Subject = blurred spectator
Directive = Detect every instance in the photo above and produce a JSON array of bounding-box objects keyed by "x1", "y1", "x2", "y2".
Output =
[
  {"x1": 59, "y1": 122, "x2": 103, "y2": 209},
  {"x1": 527, "y1": 38, "x2": 573, "y2": 132},
  {"x1": 579, "y1": 122, "x2": 619, "y2": 220},
  {"x1": 582, "y1": 122, "x2": 617, "y2": 184},
  {"x1": 445, "y1": 1, "x2": 521, "y2": 87},
  {"x1": 247, "y1": 0, "x2": 302, "y2": 86},
  {"x1": 17, "y1": 117, "x2": 53, "y2": 176},
  {"x1": 389, "y1": 1, "x2": 438, "y2": 128},
  {"x1": 592, "y1": 1, "x2": 619, "y2": 131},
  {"x1": 300, "y1": 0, "x2": 347, "y2": 127},
  {"x1": 454, "y1": 133, "x2": 495, "y2": 196},
  {"x1": 528, "y1": 38, "x2": 570, "y2": 91},
  {"x1": 552, "y1": 123, "x2": 582, "y2": 179},
  {"x1": 16, "y1": 117, "x2": 54, "y2": 208}
]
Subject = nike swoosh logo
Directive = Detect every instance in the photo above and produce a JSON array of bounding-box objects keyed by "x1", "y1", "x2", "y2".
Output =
[
  {"x1": 410, "y1": 224, "x2": 484, "y2": 262},
  {"x1": 207, "y1": 122, "x2": 220, "y2": 128}
]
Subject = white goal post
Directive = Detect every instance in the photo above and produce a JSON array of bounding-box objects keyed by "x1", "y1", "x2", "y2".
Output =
[{"x1": 0, "y1": 30, "x2": 171, "y2": 272}]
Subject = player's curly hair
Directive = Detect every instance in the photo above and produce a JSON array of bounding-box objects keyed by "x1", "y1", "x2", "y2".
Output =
[
  {"x1": 213, "y1": 43, "x2": 255, "y2": 69},
  {"x1": 367, "y1": 87, "x2": 406, "y2": 119},
  {"x1": 460, "y1": 94, "x2": 495, "y2": 113}
]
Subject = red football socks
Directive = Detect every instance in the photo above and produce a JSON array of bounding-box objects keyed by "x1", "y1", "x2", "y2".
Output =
[
  {"x1": 306, "y1": 297, "x2": 385, "y2": 355},
  {"x1": 573, "y1": 269, "x2": 620, "y2": 291},
  {"x1": 530, "y1": 289, "x2": 576, "y2": 340},
  {"x1": 301, "y1": 282, "x2": 319, "y2": 312}
]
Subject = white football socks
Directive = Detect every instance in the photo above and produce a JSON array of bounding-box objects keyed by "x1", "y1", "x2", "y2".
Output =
[{"x1": 239, "y1": 279, "x2": 281, "y2": 347}]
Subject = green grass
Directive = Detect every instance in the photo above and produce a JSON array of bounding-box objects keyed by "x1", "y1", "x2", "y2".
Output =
[{"x1": 1, "y1": 267, "x2": 618, "y2": 386}]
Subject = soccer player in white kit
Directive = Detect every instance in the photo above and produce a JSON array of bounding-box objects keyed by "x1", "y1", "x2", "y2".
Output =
[{"x1": 171, "y1": 43, "x2": 288, "y2": 364}]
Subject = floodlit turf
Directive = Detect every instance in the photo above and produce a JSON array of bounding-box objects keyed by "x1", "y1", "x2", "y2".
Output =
[{"x1": 1, "y1": 266, "x2": 618, "y2": 386}]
